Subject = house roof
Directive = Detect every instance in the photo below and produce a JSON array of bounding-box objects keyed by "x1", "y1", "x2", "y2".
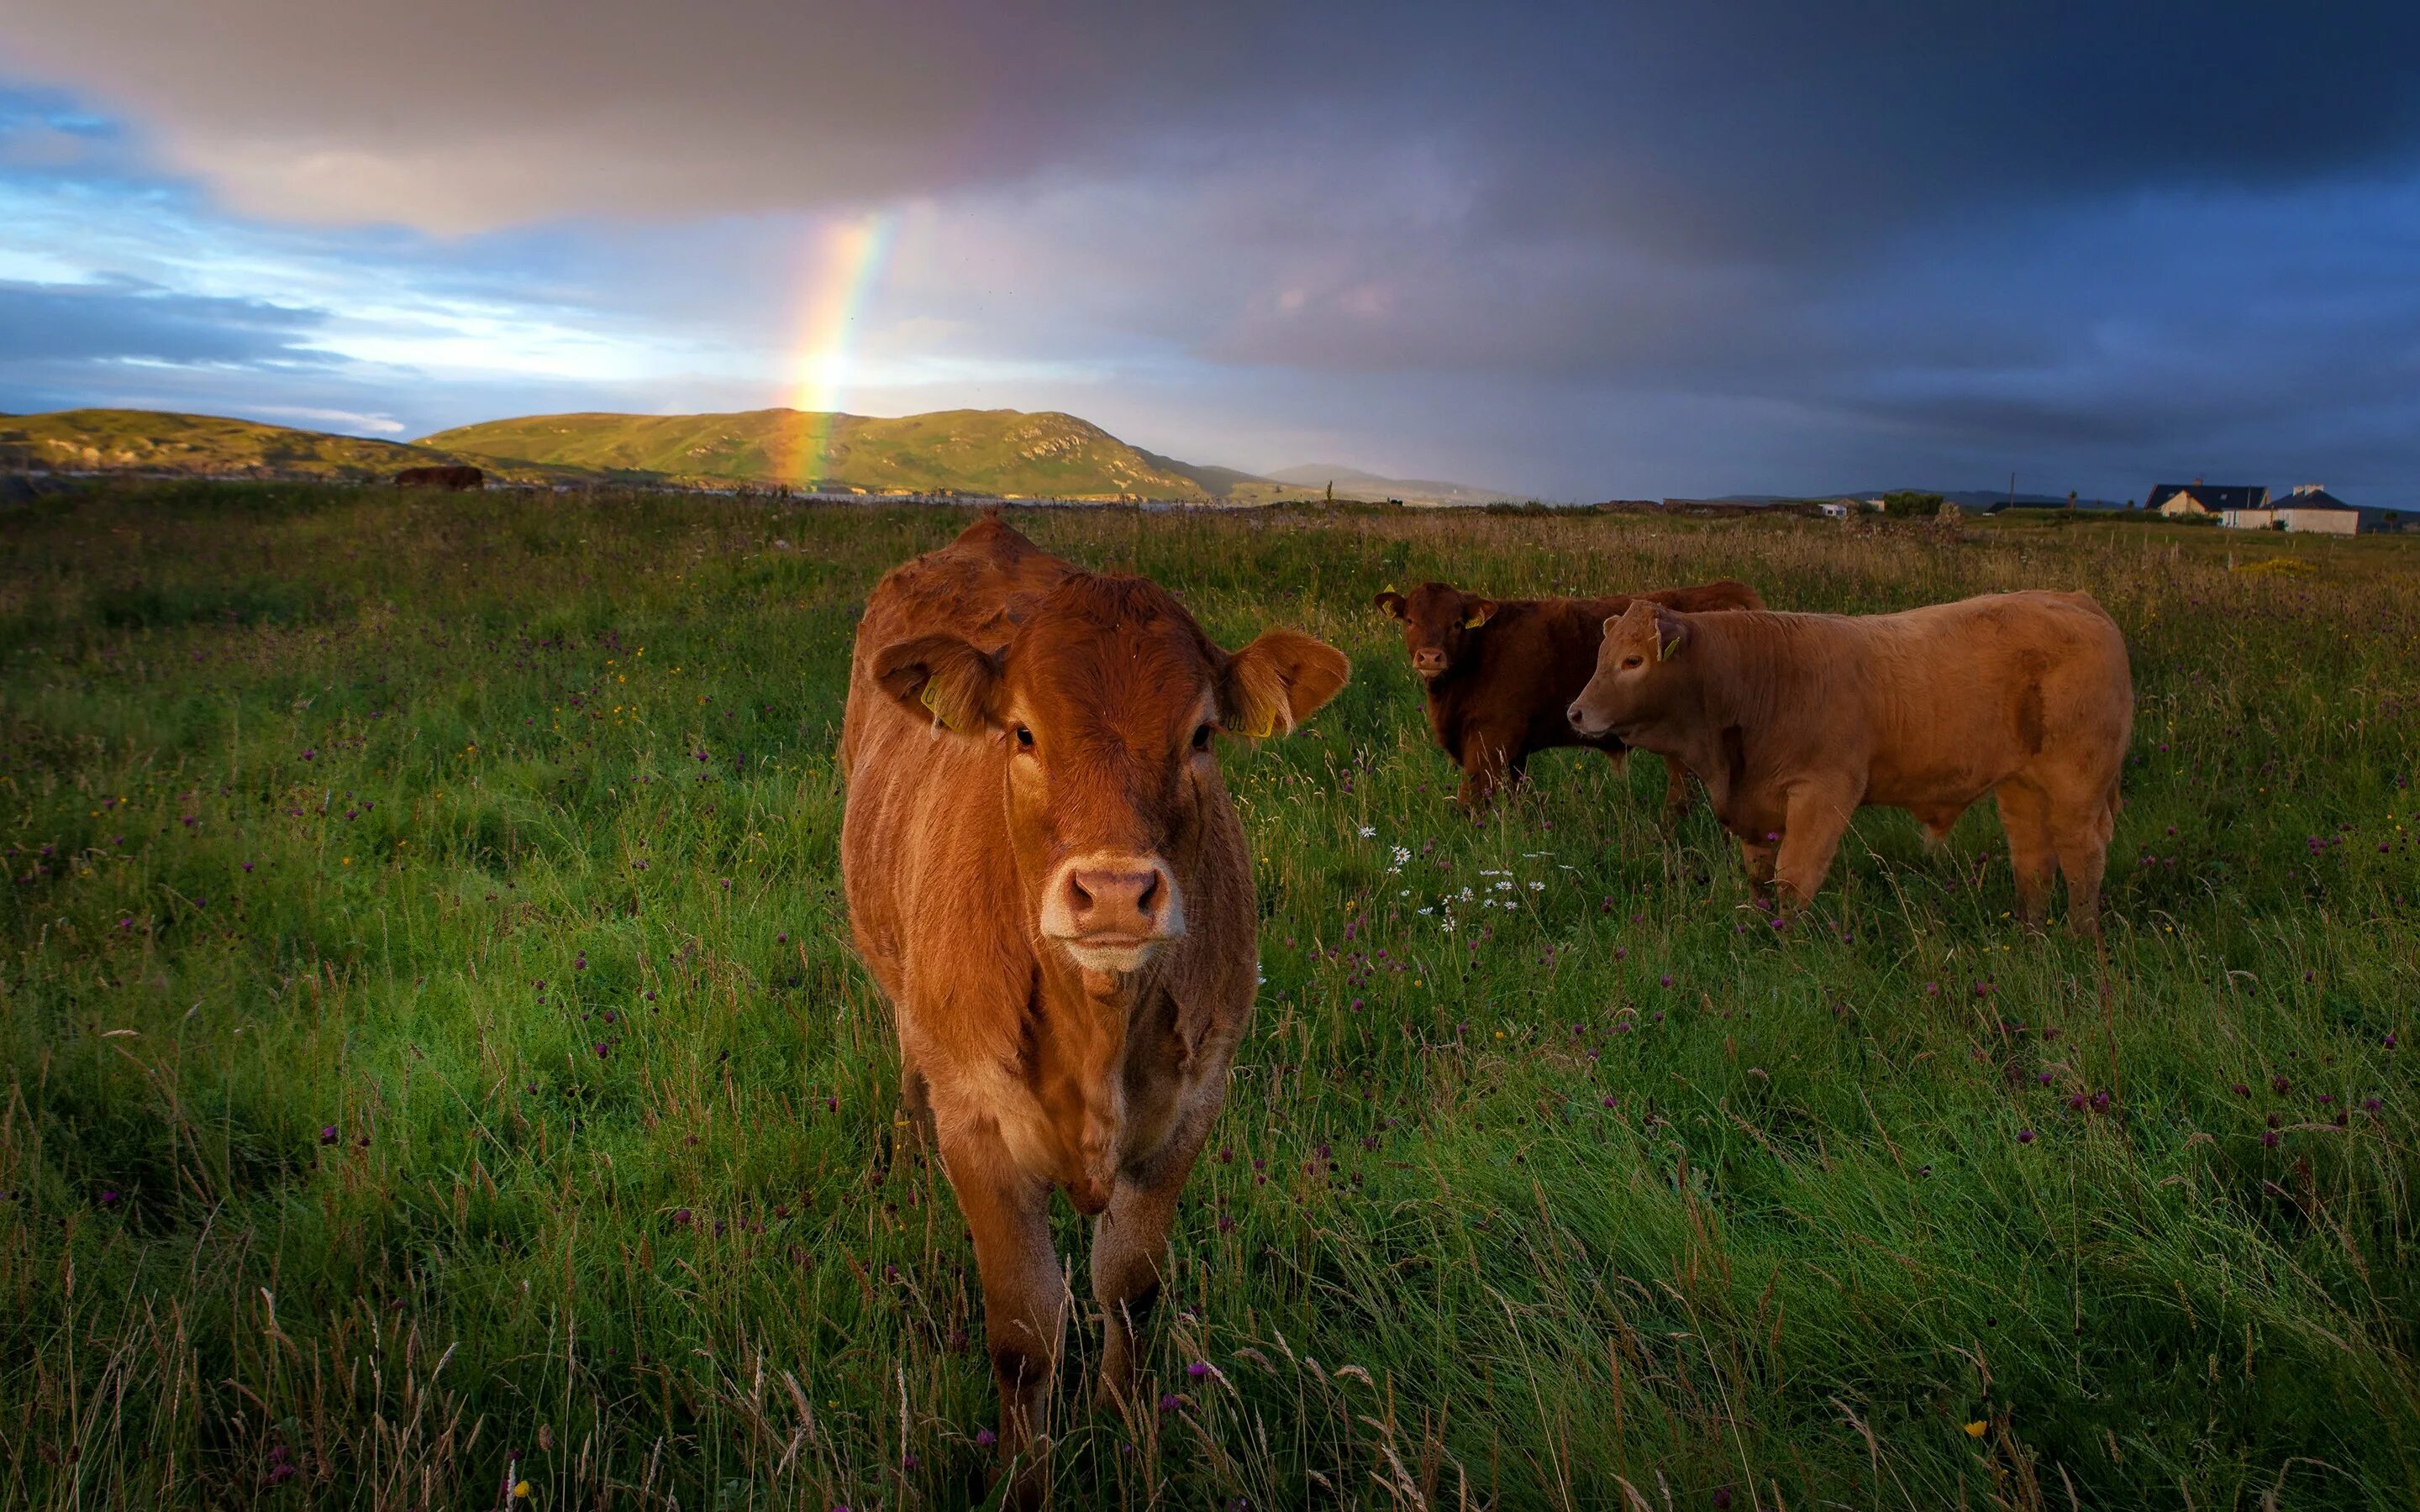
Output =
[
  {"x1": 2149, "y1": 482, "x2": 2267, "y2": 512},
  {"x1": 2276, "y1": 488, "x2": 2356, "y2": 512}
]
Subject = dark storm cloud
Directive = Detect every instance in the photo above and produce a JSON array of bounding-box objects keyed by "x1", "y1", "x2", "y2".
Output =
[{"x1": 9, "y1": 3, "x2": 2418, "y2": 237}]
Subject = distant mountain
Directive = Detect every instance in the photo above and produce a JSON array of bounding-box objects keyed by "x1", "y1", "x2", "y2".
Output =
[
  {"x1": 1, "y1": 404, "x2": 1303, "y2": 501},
  {"x1": 0, "y1": 408, "x2": 579, "y2": 483},
  {"x1": 424, "y1": 408, "x2": 1218, "y2": 499},
  {"x1": 1129, "y1": 449, "x2": 1297, "y2": 505},
  {"x1": 1265, "y1": 464, "x2": 1517, "y2": 507}
]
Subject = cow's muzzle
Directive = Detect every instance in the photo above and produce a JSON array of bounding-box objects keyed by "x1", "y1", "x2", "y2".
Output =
[
  {"x1": 1568, "y1": 699, "x2": 1612, "y2": 738},
  {"x1": 1411, "y1": 648, "x2": 1448, "y2": 678},
  {"x1": 1039, "y1": 853, "x2": 1185, "y2": 973}
]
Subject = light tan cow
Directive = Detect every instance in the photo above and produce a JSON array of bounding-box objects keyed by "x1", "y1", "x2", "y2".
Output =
[
  {"x1": 1568, "y1": 591, "x2": 2131, "y2": 932},
  {"x1": 839, "y1": 515, "x2": 1348, "y2": 1500}
]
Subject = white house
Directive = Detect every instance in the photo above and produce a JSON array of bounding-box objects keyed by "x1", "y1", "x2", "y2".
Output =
[{"x1": 2223, "y1": 484, "x2": 2361, "y2": 535}]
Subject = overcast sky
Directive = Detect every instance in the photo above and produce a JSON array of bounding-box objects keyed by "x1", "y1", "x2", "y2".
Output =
[{"x1": 5, "y1": 3, "x2": 2419, "y2": 500}]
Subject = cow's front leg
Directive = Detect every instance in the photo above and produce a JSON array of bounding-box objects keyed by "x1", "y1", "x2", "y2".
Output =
[
  {"x1": 1455, "y1": 727, "x2": 1522, "y2": 811},
  {"x1": 938, "y1": 1123, "x2": 1065, "y2": 1508},
  {"x1": 1739, "y1": 832, "x2": 1779, "y2": 905},
  {"x1": 1658, "y1": 754, "x2": 1693, "y2": 823},
  {"x1": 1090, "y1": 1088, "x2": 1224, "y2": 1406},
  {"x1": 1773, "y1": 780, "x2": 1861, "y2": 910}
]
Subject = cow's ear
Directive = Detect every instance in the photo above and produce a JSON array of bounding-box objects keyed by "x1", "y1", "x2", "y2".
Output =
[
  {"x1": 872, "y1": 633, "x2": 1002, "y2": 734},
  {"x1": 1463, "y1": 599, "x2": 1497, "y2": 630},
  {"x1": 1372, "y1": 589, "x2": 1407, "y2": 620},
  {"x1": 1653, "y1": 607, "x2": 1691, "y2": 663},
  {"x1": 1222, "y1": 630, "x2": 1350, "y2": 739}
]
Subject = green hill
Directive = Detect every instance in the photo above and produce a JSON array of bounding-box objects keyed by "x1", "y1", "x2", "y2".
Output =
[
  {"x1": 421, "y1": 407, "x2": 1229, "y2": 499},
  {"x1": 0, "y1": 405, "x2": 1294, "y2": 501},
  {"x1": 0, "y1": 408, "x2": 600, "y2": 485}
]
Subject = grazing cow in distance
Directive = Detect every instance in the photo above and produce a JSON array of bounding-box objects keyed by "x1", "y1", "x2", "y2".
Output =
[
  {"x1": 1374, "y1": 579, "x2": 1765, "y2": 813},
  {"x1": 1568, "y1": 591, "x2": 2132, "y2": 932},
  {"x1": 840, "y1": 516, "x2": 1348, "y2": 1501},
  {"x1": 395, "y1": 464, "x2": 484, "y2": 491}
]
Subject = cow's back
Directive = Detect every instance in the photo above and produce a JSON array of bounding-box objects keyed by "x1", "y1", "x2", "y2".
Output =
[{"x1": 1714, "y1": 590, "x2": 2128, "y2": 800}]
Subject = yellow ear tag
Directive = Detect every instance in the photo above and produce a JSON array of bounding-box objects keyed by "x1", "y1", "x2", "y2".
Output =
[
  {"x1": 1659, "y1": 633, "x2": 1681, "y2": 661},
  {"x1": 918, "y1": 680, "x2": 943, "y2": 721},
  {"x1": 1464, "y1": 612, "x2": 1486, "y2": 628},
  {"x1": 1249, "y1": 710, "x2": 1276, "y2": 739}
]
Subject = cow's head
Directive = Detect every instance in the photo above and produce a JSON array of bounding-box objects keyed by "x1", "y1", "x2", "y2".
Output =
[
  {"x1": 875, "y1": 574, "x2": 1347, "y2": 982},
  {"x1": 1569, "y1": 599, "x2": 1691, "y2": 738},
  {"x1": 1373, "y1": 582, "x2": 1497, "y2": 682}
]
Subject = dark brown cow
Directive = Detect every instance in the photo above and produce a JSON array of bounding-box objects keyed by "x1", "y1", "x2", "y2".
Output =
[
  {"x1": 1374, "y1": 580, "x2": 1765, "y2": 812},
  {"x1": 1568, "y1": 591, "x2": 2132, "y2": 932},
  {"x1": 395, "y1": 464, "x2": 484, "y2": 490},
  {"x1": 839, "y1": 517, "x2": 1348, "y2": 1499}
]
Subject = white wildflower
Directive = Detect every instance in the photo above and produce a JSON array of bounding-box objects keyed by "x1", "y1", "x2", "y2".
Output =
[{"x1": 1358, "y1": 826, "x2": 1376, "y2": 838}]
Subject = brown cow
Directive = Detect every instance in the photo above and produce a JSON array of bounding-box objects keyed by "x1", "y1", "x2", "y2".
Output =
[
  {"x1": 395, "y1": 464, "x2": 484, "y2": 490},
  {"x1": 839, "y1": 517, "x2": 1348, "y2": 1499},
  {"x1": 1567, "y1": 591, "x2": 2131, "y2": 932},
  {"x1": 1373, "y1": 580, "x2": 1765, "y2": 813}
]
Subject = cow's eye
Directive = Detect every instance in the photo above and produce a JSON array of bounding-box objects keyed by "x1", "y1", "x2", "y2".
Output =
[
  {"x1": 1191, "y1": 722, "x2": 1216, "y2": 752},
  {"x1": 1014, "y1": 725, "x2": 1035, "y2": 750},
  {"x1": 1621, "y1": 655, "x2": 1644, "y2": 670}
]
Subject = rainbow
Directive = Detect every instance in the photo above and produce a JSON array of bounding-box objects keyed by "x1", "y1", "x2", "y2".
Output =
[{"x1": 785, "y1": 211, "x2": 897, "y2": 489}]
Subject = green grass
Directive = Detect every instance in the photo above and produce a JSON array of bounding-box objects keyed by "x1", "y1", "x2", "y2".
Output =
[{"x1": 2, "y1": 485, "x2": 2414, "y2": 1509}]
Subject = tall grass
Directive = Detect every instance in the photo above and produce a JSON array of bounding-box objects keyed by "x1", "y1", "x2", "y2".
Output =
[{"x1": 1, "y1": 483, "x2": 2414, "y2": 1509}]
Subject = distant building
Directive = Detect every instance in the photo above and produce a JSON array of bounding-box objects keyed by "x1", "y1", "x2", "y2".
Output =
[
  {"x1": 2149, "y1": 480, "x2": 2268, "y2": 518},
  {"x1": 1819, "y1": 500, "x2": 1852, "y2": 519},
  {"x1": 2223, "y1": 483, "x2": 2364, "y2": 535}
]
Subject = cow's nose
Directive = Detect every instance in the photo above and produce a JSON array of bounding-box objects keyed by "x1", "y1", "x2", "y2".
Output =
[
  {"x1": 1065, "y1": 866, "x2": 1165, "y2": 937},
  {"x1": 1567, "y1": 702, "x2": 1591, "y2": 730},
  {"x1": 1412, "y1": 649, "x2": 1446, "y2": 674}
]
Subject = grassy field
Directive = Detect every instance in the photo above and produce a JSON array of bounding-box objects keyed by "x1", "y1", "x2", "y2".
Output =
[{"x1": 2, "y1": 486, "x2": 2415, "y2": 1510}]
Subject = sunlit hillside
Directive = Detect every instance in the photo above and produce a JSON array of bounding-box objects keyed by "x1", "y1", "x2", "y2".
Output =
[{"x1": 423, "y1": 407, "x2": 1290, "y2": 500}]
